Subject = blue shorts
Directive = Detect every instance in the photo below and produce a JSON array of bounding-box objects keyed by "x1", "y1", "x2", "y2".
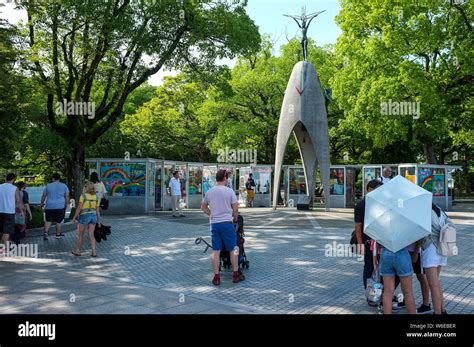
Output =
[
  {"x1": 78, "y1": 213, "x2": 97, "y2": 226},
  {"x1": 379, "y1": 247, "x2": 413, "y2": 277},
  {"x1": 211, "y1": 222, "x2": 237, "y2": 252}
]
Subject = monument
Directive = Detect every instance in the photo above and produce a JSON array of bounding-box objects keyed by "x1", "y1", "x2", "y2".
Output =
[{"x1": 273, "y1": 7, "x2": 331, "y2": 211}]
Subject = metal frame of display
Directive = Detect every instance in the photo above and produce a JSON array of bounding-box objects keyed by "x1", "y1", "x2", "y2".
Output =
[
  {"x1": 362, "y1": 165, "x2": 383, "y2": 197},
  {"x1": 86, "y1": 159, "x2": 461, "y2": 212}
]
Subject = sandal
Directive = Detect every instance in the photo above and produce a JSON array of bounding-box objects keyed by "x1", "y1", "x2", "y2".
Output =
[
  {"x1": 71, "y1": 251, "x2": 81, "y2": 256},
  {"x1": 90, "y1": 253, "x2": 97, "y2": 257}
]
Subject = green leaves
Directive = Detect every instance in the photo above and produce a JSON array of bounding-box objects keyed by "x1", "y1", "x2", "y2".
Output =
[
  {"x1": 2, "y1": 0, "x2": 260, "y2": 191},
  {"x1": 119, "y1": 75, "x2": 212, "y2": 161},
  {"x1": 332, "y1": 0, "x2": 473, "y2": 164}
]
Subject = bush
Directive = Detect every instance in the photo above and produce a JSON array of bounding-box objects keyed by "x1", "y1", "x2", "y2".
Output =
[{"x1": 28, "y1": 206, "x2": 44, "y2": 229}]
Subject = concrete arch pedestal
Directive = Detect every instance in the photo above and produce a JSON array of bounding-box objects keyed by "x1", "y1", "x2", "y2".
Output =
[{"x1": 273, "y1": 61, "x2": 331, "y2": 211}]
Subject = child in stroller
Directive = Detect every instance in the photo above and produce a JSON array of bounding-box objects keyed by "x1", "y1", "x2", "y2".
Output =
[{"x1": 220, "y1": 214, "x2": 249, "y2": 272}]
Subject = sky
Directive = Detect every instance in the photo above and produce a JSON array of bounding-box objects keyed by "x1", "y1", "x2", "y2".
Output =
[
  {"x1": 246, "y1": 0, "x2": 342, "y2": 51},
  {"x1": 0, "y1": 0, "x2": 342, "y2": 85}
]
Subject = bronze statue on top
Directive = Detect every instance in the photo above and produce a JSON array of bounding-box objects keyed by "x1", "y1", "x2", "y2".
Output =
[{"x1": 284, "y1": 7, "x2": 326, "y2": 61}]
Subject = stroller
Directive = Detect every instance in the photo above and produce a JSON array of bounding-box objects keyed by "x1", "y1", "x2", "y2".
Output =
[
  {"x1": 195, "y1": 214, "x2": 249, "y2": 273},
  {"x1": 220, "y1": 215, "x2": 249, "y2": 272}
]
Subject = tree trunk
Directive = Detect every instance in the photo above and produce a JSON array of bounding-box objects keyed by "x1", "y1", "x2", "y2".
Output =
[
  {"x1": 423, "y1": 141, "x2": 437, "y2": 164},
  {"x1": 66, "y1": 145, "x2": 86, "y2": 207}
]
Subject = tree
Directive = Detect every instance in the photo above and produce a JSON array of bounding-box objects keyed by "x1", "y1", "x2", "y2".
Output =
[
  {"x1": 17, "y1": 0, "x2": 260, "y2": 198},
  {"x1": 121, "y1": 38, "x2": 341, "y2": 166},
  {"x1": 120, "y1": 75, "x2": 213, "y2": 162},
  {"x1": 87, "y1": 84, "x2": 156, "y2": 159},
  {"x1": 0, "y1": 16, "x2": 63, "y2": 179},
  {"x1": 0, "y1": 18, "x2": 26, "y2": 166},
  {"x1": 332, "y1": 0, "x2": 473, "y2": 164}
]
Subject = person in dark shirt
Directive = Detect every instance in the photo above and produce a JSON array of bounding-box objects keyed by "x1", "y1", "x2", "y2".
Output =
[
  {"x1": 245, "y1": 174, "x2": 256, "y2": 207},
  {"x1": 354, "y1": 179, "x2": 382, "y2": 292},
  {"x1": 355, "y1": 179, "x2": 406, "y2": 310},
  {"x1": 12, "y1": 181, "x2": 32, "y2": 245}
]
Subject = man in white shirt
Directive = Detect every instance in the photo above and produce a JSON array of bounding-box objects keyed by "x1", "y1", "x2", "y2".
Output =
[
  {"x1": 201, "y1": 169, "x2": 245, "y2": 285},
  {"x1": 170, "y1": 171, "x2": 184, "y2": 217},
  {"x1": 0, "y1": 173, "x2": 24, "y2": 249},
  {"x1": 380, "y1": 167, "x2": 393, "y2": 184}
]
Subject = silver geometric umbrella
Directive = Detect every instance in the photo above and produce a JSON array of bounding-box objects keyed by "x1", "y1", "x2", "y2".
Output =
[{"x1": 364, "y1": 175, "x2": 432, "y2": 252}]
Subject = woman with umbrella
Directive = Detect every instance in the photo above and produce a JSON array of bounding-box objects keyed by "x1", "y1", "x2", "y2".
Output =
[{"x1": 374, "y1": 242, "x2": 417, "y2": 314}]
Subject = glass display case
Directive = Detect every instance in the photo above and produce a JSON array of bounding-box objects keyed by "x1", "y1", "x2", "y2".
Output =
[
  {"x1": 329, "y1": 166, "x2": 345, "y2": 208},
  {"x1": 362, "y1": 166, "x2": 382, "y2": 195},
  {"x1": 251, "y1": 166, "x2": 272, "y2": 207},
  {"x1": 187, "y1": 164, "x2": 203, "y2": 208},
  {"x1": 203, "y1": 165, "x2": 218, "y2": 194}
]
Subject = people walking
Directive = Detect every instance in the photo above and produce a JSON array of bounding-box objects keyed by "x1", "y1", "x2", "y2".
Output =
[
  {"x1": 201, "y1": 169, "x2": 244, "y2": 285},
  {"x1": 245, "y1": 173, "x2": 256, "y2": 207},
  {"x1": 12, "y1": 181, "x2": 32, "y2": 245},
  {"x1": 90, "y1": 172, "x2": 107, "y2": 210},
  {"x1": 0, "y1": 173, "x2": 23, "y2": 252},
  {"x1": 170, "y1": 171, "x2": 184, "y2": 217},
  {"x1": 41, "y1": 173, "x2": 69, "y2": 240},
  {"x1": 71, "y1": 181, "x2": 101, "y2": 257}
]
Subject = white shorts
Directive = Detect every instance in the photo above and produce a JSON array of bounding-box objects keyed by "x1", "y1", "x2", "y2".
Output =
[{"x1": 422, "y1": 243, "x2": 447, "y2": 269}]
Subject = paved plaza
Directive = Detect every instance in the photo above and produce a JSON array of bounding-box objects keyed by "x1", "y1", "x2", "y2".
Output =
[{"x1": 1, "y1": 206, "x2": 473, "y2": 314}]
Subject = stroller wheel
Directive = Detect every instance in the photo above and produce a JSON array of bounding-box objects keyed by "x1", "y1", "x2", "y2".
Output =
[{"x1": 244, "y1": 261, "x2": 249, "y2": 269}]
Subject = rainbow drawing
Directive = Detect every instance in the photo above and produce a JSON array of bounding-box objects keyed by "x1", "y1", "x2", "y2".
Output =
[
  {"x1": 102, "y1": 167, "x2": 129, "y2": 179},
  {"x1": 100, "y1": 163, "x2": 146, "y2": 196},
  {"x1": 111, "y1": 182, "x2": 146, "y2": 195},
  {"x1": 419, "y1": 176, "x2": 433, "y2": 189},
  {"x1": 418, "y1": 169, "x2": 433, "y2": 192}
]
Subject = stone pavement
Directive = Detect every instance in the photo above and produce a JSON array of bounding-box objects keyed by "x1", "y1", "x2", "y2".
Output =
[{"x1": 0, "y1": 205, "x2": 473, "y2": 314}]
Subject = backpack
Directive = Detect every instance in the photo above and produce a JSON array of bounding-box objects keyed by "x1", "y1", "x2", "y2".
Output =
[
  {"x1": 245, "y1": 180, "x2": 254, "y2": 190},
  {"x1": 81, "y1": 193, "x2": 99, "y2": 214},
  {"x1": 100, "y1": 197, "x2": 109, "y2": 210},
  {"x1": 14, "y1": 191, "x2": 26, "y2": 226},
  {"x1": 438, "y1": 212, "x2": 458, "y2": 257}
]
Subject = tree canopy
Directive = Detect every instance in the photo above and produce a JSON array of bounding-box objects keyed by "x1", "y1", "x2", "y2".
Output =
[
  {"x1": 7, "y1": 0, "x2": 260, "y2": 195},
  {"x1": 332, "y1": 0, "x2": 473, "y2": 164},
  {"x1": 1, "y1": 0, "x2": 472, "y2": 193}
]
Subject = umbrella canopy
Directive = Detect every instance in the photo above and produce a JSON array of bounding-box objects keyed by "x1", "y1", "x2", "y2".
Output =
[{"x1": 364, "y1": 175, "x2": 432, "y2": 252}]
